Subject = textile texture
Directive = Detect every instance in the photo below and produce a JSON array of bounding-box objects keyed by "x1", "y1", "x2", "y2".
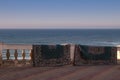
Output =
[
  {"x1": 73, "y1": 45, "x2": 117, "y2": 66},
  {"x1": 32, "y1": 45, "x2": 71, "y2": 67}
]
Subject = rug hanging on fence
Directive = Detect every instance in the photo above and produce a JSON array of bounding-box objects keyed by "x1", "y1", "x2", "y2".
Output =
[
  {"x1": 73, "y1": 45, "x2": 117, "y2": 65},
  {"x1": 32, "y1": 45, "x2": 71, "y2": 67}
]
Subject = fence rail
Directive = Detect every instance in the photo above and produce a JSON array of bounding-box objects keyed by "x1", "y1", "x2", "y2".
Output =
[
  {"x1": 0, "y1": 43, "x2": 32, "y2": 67},
  {"x1": 0, "y1": 43, "x2": 120, "y2": 67}
]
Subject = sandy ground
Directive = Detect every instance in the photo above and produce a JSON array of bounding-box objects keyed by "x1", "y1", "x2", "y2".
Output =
[{"x1": 0, "y1": 65, "x2": 120, "y2": 80}]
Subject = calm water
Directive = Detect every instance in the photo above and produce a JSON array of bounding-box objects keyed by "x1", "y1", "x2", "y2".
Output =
[
  {"x1": 0, "y1": 29, "x2": 120, "y2": 46},
  {"x1": 1, "y1": 29, "x2": 120, "y2": 59}
]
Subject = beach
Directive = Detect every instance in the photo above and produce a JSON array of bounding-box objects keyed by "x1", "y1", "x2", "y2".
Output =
[
  {"x1": 1, "y1": 0, "x2": 120, "y2": 79},
  {"x1": 0, "y1": 29, "x2": 120, "y2": 80}
]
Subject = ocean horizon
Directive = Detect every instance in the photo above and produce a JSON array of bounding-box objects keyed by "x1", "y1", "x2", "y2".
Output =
[
  {"x1": 1, "y1": 29, "x2": 120, "y2": 59},
  {"x1": 0, "y1": 29, "x2": 120, "y2": 46}
]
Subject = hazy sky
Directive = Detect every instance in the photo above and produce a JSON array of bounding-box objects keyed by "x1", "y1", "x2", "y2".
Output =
[{"x1": 0, "y1": 0, "x2": 120, "y2": 29}]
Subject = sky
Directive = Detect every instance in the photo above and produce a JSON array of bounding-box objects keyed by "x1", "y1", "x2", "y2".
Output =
[{"x1": 0, "y1": 0, "x2": 120, "y2": 29}]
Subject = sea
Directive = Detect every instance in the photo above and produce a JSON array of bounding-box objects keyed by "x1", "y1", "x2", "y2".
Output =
[
  {"x1": 1, "y1": 29, "x2": 120, "y2": 59},
  {"x1": 0, "y1": 29, "x2": 120, "y2": 46}
]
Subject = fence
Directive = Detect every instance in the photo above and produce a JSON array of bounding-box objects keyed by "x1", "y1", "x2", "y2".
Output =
[
  {"x1": 0, "y1": 43, "x2": 120, "y2": 67},
  {"x1": 0, "y1": 43, "x2": 32, "y2": 67}
]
